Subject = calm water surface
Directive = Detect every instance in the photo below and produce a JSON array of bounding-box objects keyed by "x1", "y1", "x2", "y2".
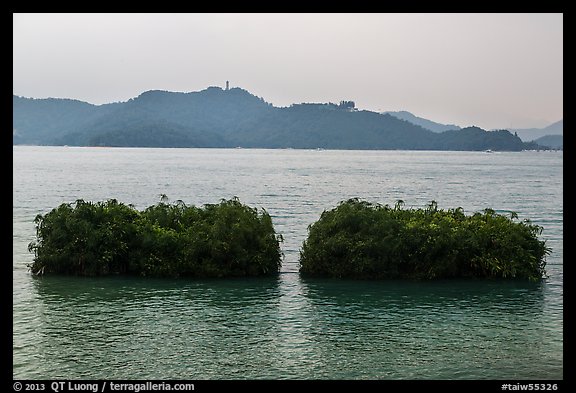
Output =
[{"x1": 13, "y1": 147, "x2": 563, "y2": 379}]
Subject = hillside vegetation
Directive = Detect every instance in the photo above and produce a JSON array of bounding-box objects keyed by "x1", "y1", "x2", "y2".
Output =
[{"x1": 13, "y1": 87, "x2": 543, "y2": 151}]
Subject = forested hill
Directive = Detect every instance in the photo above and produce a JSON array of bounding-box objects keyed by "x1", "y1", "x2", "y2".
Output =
[{"x1": 13, "y1": 87, "x2": 542, "y2": 151}]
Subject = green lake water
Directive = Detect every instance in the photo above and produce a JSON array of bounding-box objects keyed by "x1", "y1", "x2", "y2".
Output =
[{"x1": 13, "y1": 147, "x2": 563, "y2": 379}]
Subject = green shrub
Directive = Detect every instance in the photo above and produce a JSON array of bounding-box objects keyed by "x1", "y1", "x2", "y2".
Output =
[
  {"x1": 299, "y1": 199, "x2": 549, "y2": 280},
  {"x1": 28, "y1": 197, "x2": 283, "y2": 278}
]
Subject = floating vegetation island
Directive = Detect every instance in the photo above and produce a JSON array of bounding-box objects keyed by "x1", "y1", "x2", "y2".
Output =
[
  {"x1": 299, "y1": 199, "x2": 549, "y2": 281},
  {"x1": 28, "y1": 197, "x2": 283, "y2": 278},
  {"x1": 29, "y1": 197, "x2": 548, "y2": 281}
]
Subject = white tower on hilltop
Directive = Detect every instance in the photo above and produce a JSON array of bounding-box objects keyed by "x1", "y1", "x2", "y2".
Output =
[{"x1": 226, "y1": 81, "x2": 229, "y2": 91}]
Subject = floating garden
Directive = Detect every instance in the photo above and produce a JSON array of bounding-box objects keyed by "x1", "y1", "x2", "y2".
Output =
[
  {"x1": 29, "y1": 197, "x2": 549, "y2": 280},
  {"x1": 28, "y1": 197, "x2": 283, "y2": 278},
  {"x1": 299, "y1": 199, "x2": 549, "y2": 280}
]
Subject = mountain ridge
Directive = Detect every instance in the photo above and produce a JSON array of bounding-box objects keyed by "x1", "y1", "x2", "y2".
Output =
[
  {"x1": 383, "y1": 110, "x2": 461, "y2": 133},
  {"x1": 13, "y1": 87, "x2": 549, "y2": 151},
  {"x1": 510, "y1": 120, "x2": 563, "y2": 143}
]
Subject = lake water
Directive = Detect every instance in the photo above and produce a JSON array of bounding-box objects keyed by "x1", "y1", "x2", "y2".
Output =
[{"x1": 13, "y1": 146, "x2": 563, "y2": 379}]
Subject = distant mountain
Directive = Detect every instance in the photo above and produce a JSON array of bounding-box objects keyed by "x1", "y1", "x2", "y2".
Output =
[
  {"x1": 13, "y1": 87, "x2": 546, "y2": 151},
  {"x1": 533, "y1": 135, "x2": 563, "y2": 149},
  {"x1": 543, "y1": 120, "x2": 564, "y2": 133},
  {"x1": 12, "y1": 96, "x2": 111, "y2": 145},
  {"x1": 384, "y1": 110, "x2": 461, "y2": 133},
  {"x1": 511, "y1": 120, "x2": 563, "y2": 142}
]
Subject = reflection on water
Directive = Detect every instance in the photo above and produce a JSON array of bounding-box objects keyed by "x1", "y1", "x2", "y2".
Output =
[
  {"x1": 297, "y1": 278, "x2": 559, "y2": 379},
  {"x1": 300, "y1": 278, "x2": 546, "y2": 314},
  {"x1": 14, "y1": 274, "x2": 561, "y2": 380}
]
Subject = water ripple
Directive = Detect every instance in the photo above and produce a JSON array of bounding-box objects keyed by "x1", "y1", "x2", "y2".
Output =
[{"x1": 13, "y1": 147, "x2": 562, "y2": 379}]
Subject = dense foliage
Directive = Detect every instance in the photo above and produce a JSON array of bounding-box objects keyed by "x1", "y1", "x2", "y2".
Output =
[
  {"x1": 299, "y1": 199, "x2": 549, "y2": 280},
  {"x1": 28, "y1": 197, "x2": 283, "y2": 277}
]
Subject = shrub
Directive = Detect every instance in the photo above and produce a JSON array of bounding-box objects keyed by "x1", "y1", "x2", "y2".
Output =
[
  {"x1": 299, "y1": 199, "x2": 549, "y2": 280},
  {"x1": 28, "y1": 197, "x2": 283, "y2": 278}
]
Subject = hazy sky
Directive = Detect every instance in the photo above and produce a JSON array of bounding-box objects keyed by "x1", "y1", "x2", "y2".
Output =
[{"x1": 13, "y1": 13, "x2": 563, "y2": 129}]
